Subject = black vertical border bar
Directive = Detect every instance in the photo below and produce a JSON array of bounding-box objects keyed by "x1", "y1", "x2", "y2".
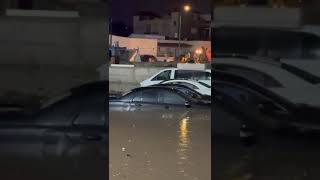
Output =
[
  {"x1": 106, "y1": 0, "x2": 110, "y2": 179},
  {"x1": 210, "y1": 0, "x2": 214, "y2": 178}
]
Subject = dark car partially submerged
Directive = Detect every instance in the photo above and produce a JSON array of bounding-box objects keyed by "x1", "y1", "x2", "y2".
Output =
[
  {"x1": 109, "y1": 86, "x2": 210, "y2": 113},
  {"x1": 213, "y1": 69, "x2": 320, "y2": 136},
  {"x1": 0, "y1": 81, "x2": 108, "y2": 179}
]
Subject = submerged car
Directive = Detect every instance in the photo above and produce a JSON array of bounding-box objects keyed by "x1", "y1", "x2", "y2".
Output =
[
  {"x1": 213, "y1": 68, "x2": 320, "y2": 134},
  {"x1": 0, "y1": 81, "x2": 108, "y2": 179},
  {"x1": 109, "y1": 86, "x2": 210, "y2": 112}
]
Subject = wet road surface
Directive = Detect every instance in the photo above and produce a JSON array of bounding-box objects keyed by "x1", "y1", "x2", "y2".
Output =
[
  {"x1": 214, "y1": 133, "x2": 320, "y2": 180},
  {"x1": 109, "y1": 109, "x2": 211, "y2": 180}
]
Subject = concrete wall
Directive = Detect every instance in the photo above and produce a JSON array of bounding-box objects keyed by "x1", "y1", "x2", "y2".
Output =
[{"x1": 0, "y1": 13, "x2": 107, "y2": 102}]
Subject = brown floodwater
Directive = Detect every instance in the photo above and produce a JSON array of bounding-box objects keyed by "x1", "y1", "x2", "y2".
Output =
[{"x1": 109, "y1": 108, "x2": 211, "y2": 180}]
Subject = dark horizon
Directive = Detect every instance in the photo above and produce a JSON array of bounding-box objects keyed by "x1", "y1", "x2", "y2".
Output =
[{"x1": 110, "y1": 0, "x2": 211, "y2": 26}]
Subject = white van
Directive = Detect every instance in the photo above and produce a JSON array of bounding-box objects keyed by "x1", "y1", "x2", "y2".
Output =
[{"x1": 140, "y1": 68, "x2": 211, "y2": 87}]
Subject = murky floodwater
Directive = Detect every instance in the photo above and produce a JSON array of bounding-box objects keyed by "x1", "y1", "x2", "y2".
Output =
[
  {"x1": 109, "y1": 108, "x2": 211, "y2": 180},
  {"x1": 214, "y1": 133, "x2": 320, "y2": 180}
]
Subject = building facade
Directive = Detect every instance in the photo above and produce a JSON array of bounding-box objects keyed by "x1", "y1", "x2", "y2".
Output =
[{"x1": 133, "y1": 11, "x2": 210, "y2": 41}]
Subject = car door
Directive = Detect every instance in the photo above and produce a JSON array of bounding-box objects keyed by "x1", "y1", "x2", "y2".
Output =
[
  {"x1": 158, "y1": 89, "x2": 190, "y2": 119},
  {"x1": 0, "y1": 119, "x2": 47, "y2": 177},
  {"x1": 41, "y1": 92, "x2": 107, "y2": 179},
  {"x1": 65, "y1": 99, "x2": 107, "y2": 179},
  {"x1": 215, "y1": 82, "x2": 290, "y2": 131},
  {"x1": 0, "y1": 93, "x2": 80, "y2": 179},
  {"x1": 109, "y1": 91, "x2": 136, "y2": 112},
  {"x1": 132, "y1": 89, "x2": 161, "y2": 112}
]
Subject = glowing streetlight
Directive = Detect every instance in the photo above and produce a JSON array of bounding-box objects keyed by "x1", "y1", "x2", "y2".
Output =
[{"x1": 183, "y1": 5, "x2": 191, "y2": 12}]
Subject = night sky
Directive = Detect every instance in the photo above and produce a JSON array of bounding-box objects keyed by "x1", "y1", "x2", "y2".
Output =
[{"x1": 110, "y1": 0, "x2": 211, "y2": 25}]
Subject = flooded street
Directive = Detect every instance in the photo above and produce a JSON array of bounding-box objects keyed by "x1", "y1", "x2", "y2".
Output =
[
  {"x1": 214, "y1": 133, "x2": 320, "y2": 180},
  {"x1": 109, "y1": 109, "x2": 211, "y2": 180}
]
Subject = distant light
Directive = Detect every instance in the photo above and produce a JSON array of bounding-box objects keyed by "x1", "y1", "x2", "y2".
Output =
[{"x1": 183, "y1": 5, "x2": 191, "y2": 12}]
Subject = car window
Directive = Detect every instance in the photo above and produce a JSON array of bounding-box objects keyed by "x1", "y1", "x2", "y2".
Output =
[
  {"x1": 214, "y1": 64, "x2": 283, "y2": 88},
  {"x1": 160, "y1": 90, "x2": 186, "y2": 105},
  {"x1": 73, "y1": 102, "x2": 106, "y2": 127},
  {"x1": 175, "y1": 70, "x2": 209, "y2": 80},
  {"x1": 133, "y1": 89, "x2": 160, "y2": 103},
  {"x1": 192, "y1": 71, "x2": 211, "y2": 80},
  {"x1": 36, "y1": 90, "x2": 106, "y2": 126},
  {"x1": 215, "y1": 82, "x2": 287, "y2": 113},
  {"x1": 152, "y1": 70, "x2": 171, "y2": 81},
  {"x1": 176, "y1": 88, "x2": 202, "y2": 101},
  {"x1": 72, "y1": 91, "x2": 106, "y2": 127}
]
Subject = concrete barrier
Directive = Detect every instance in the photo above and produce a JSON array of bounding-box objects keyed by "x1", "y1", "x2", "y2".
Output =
[{"x1": 108, "y1": 63, "x2": 211, "y2": 93}]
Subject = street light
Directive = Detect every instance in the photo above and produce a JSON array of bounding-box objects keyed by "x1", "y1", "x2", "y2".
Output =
[
  {"x1": 184, "y1": 5, "x2": 191, "y2": 12},
  {"x1": 178, "y1": 4, "x2": 191, "y2": 58}
]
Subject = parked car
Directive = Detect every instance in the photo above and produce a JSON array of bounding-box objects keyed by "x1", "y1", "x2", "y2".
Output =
[
  {"x1": 160, "y1": 79, "x2": 211, "y2": 96},
  {"x1": 213, "y1": 68, "x2": 320, "y2": 134},
  {"x1": 109, "y1": 86, "x2": 210, "y2": 113},
  {"x1": 140, "y1": 68, "x2": 211, "y2": 87},
  {"x1": 0, "y1": 81, "x2": 108, "y2": 179},
  {"x1": 212, "y1": 56, "x2": 320, "y2": 107}
]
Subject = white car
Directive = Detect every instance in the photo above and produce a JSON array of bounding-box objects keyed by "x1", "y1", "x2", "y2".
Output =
[
  {"x1": 140, "y1": 68, "x2": 211, "y2": 87},
  {"x1": 213, "y1": 57, "x2": 320, "y2": 107},
  {"x1": 161, "y1": 79, "x2": 211, "y2": 96}
]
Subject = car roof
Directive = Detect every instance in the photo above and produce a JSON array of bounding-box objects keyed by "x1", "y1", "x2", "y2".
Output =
[
  {"x1": 154, "y1": 83, "x2": 198, "y2": 91},
  {"x1": 160, "y1": 68, "x2": 210, "y2": 71},
  {"x1": 133, "y1": 86, "x2": 180, "y2": 91},
  {"x1": 162, "y1": 79, "x2": 203, "y2": 85}
]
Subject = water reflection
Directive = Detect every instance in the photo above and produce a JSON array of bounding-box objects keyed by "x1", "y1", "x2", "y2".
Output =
[{"x1": 177, "y1": 117, "x2": 191, "y2": 175}]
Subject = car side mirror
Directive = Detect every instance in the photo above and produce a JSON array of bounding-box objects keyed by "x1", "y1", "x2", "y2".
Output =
[{"x1": 185, "y1": 101, "x2": 191, "y2": 108}]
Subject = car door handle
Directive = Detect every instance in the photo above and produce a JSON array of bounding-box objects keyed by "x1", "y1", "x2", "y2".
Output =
[{"x1": 81, "y1": 134, "x2": 103, "y2": 141}]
